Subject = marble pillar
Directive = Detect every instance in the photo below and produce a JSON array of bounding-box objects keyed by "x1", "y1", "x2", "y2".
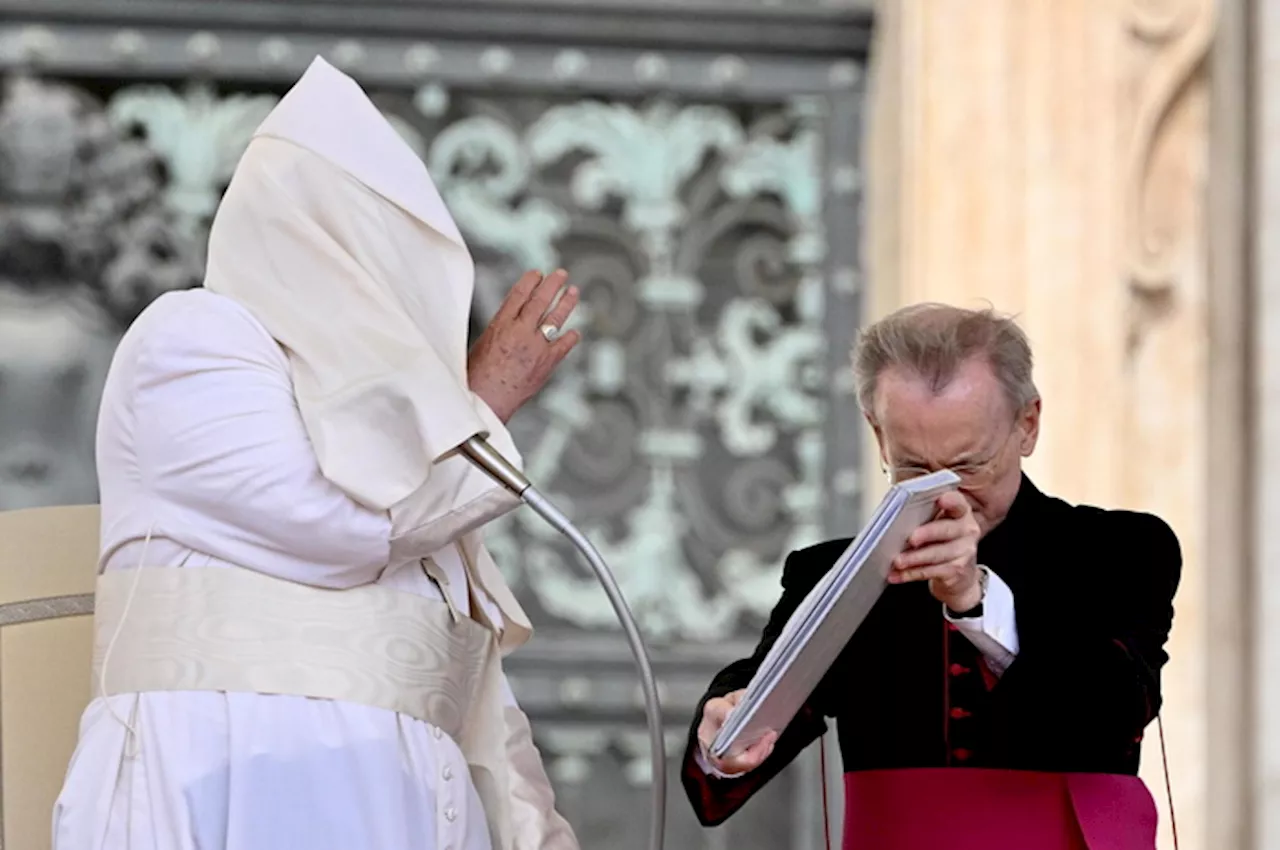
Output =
[
  {"x1": 866, "y1": 1, "x2": 1215, "y2": 847},
  {"x1": 1252, "y1": 0, "x2": 1280, "y2": 845},
  {"x1": 1206, "y1": 0, "x2": 1251, "y2": 845}
]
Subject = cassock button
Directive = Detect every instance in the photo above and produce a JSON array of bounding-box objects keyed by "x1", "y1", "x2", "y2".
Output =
[
  {"x1": 442, "y1": 764, "x2": 454, "y2": 781},
  {"x1": 445, "y1": 806, "x2": 458, "y2": 823},
  {"x1": 950, "y1": 707, "x2": 971, "y2": 719},
  {"x1": 432, "y1": 725, "x2": 444, "y2": 740},
  {"x1": 952, "y1": 748, "x2": 972, "y2": 762},
  {"x1": 949, "y1": 663, "x2": 970, "y2": 676}
]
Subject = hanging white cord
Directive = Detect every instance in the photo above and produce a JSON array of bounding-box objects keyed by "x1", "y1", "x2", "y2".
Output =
[{"x1": 97, "y1": 523, "x2": 154, "y2": 759}]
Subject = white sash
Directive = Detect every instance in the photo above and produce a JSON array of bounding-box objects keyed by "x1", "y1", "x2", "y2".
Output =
[{"x1": 93, "y1": 565, "x2": 516, "y2": 850}]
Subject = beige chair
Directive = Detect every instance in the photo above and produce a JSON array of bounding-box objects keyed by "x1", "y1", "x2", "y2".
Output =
[{"x1": 0, "y1": 506, "x2": 98, "y2": 850}]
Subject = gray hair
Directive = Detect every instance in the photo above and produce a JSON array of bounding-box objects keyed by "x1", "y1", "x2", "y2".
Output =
[{"x1": 852, "y1": 303, "x2": 1038, "y2": 419}]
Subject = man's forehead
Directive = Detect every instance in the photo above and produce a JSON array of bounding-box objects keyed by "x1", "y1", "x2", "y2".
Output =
[
  {"x1": 873, "y1": 361, "x2": 1009, "y2": 457},
  {"x1": 878, "y1": 360, "x2": 1005, "y2": 409}
]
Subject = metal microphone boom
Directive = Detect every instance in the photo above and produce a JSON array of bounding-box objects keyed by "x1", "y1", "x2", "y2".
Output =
[{"x1": 459, "y1": 436, "x2": 667, "y2": 850}]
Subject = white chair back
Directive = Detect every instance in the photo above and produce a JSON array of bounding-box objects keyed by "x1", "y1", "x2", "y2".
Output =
[{"x1": 0, "y1": 505, "x2": 98, "y2": 850}]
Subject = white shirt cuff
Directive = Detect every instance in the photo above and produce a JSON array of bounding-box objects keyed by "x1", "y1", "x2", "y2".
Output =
[{"x1": 943, "y1": 565, "x2": 1020, "y2": 676}]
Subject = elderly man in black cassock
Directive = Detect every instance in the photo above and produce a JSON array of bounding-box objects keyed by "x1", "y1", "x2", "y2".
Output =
[{"x1": 684, "y1": 303, "x2": 1180, "y2": 850}]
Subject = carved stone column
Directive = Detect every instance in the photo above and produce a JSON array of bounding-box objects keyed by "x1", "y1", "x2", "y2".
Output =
[
  {"x1": 866, "y1": 1, "x2": 1215, "y2": 848},
  {"x1": 1252, "y1": 0, "x2": 1280, "y2": 846},
  {"x1": 1206, "y1": 0, "x2": 1251, "y2": 845}
]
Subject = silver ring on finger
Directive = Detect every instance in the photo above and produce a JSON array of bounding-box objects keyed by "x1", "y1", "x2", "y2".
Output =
[{"x1": 539, "y1": 323, "x2": 560, "y2": 342}]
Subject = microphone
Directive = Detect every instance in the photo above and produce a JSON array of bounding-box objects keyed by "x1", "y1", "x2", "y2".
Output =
[{"x1": 459, "y1": 436, "x2": 667, "y2": 850}]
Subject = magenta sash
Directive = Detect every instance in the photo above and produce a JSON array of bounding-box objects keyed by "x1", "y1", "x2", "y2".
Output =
[{"x1": 842, "y1": 768, "x2": 1157, "y2": 850}]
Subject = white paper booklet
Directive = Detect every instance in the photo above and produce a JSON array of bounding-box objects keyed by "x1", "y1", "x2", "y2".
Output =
[{"x1": 709, "y1": 469, "x2": 961, "y2": 759}]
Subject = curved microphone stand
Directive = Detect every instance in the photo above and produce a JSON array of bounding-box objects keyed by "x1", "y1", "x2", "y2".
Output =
[{"x1": 460, "y1": 437, "x2": 667, "y2": 850}]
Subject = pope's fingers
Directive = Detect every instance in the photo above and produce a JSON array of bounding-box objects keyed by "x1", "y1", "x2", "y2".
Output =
[
  {"x1": 519, "y1": 269, "x2": 568, "y2": 322},
  {"x1": 494, "y1": 271, "x2": 543, "y2": 324},
  {"x1": 542, "y1": 286, "x2": 580, "y2": 331},
  {"x1": 547, "y1": 329, "x2": 581, "y2": 359}
]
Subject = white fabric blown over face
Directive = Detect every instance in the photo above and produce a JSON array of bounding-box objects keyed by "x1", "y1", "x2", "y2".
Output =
[{"x1": 204, "y1": 56, "x2": 511, "y2": 514}]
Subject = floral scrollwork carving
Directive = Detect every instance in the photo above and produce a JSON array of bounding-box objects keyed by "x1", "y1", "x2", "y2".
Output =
[
  {"x1": 436, "y1": 95, "x2": 833, "y2": 643},
  {"x1": 1124, "y1": 0, "x2": 1215, "y2": 300}
]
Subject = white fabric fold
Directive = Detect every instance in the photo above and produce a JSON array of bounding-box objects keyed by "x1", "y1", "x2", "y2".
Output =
[
  {"x1": 389, "y1": 396, "x2": 523, "y2": 569},
  {"x1": 204, "y1": 56, "x2": 493, "y2": 512},
  {"x1": 200, "y1": 51, "x2": 536, "y2": 664},
  {"x1": 503, "y1": 705, "x2": 580, "y2": 850}
]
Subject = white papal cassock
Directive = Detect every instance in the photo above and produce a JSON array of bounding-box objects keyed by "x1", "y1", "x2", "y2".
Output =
[{"x1": 52, "y1": 57, "x2": 577, "y2": 850}]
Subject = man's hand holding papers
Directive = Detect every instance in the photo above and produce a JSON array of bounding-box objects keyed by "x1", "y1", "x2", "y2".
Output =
[
  {"x1": 697, "y1": 690, "x2": 777, "y2": 776},
  {"x1": 888, "y1": 490, "x2": 983, "y2": 613},
  {"x1": 701, "y1": 470, "x2": 961, "y2": 767},
  {"x1": 697, "y1": 486, "x2": 975, "y2": 778}
]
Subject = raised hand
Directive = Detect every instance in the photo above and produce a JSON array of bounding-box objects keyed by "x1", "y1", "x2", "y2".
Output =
[
  {"x1": 889, "y1": 490, "x2": 983, "y2": 612},
  {"x1": 468, "y1": 269, "x2": 581, "y2": 422}
]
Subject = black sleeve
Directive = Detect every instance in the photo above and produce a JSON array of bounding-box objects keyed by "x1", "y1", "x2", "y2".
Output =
[
  {"x1": 984, "y1": 512, "x2": 1181, "y2": 773},
  {"x1": 681, "y1": 543, "x2": 848, "y2": 826}
]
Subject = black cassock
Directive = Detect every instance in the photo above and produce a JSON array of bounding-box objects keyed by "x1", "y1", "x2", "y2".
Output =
[{"x1": 682, "y1": 475, "x2": 1181, "y2": 827}]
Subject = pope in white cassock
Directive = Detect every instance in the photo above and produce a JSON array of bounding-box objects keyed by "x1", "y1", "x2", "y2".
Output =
[{"x1": 52, "y1": 57, "x2": 582, "y2": 850}]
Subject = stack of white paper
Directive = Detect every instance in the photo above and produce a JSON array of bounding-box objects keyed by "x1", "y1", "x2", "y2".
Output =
[{"x1": 710, "y1": 469, "x2": 961, "y2": 759}]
